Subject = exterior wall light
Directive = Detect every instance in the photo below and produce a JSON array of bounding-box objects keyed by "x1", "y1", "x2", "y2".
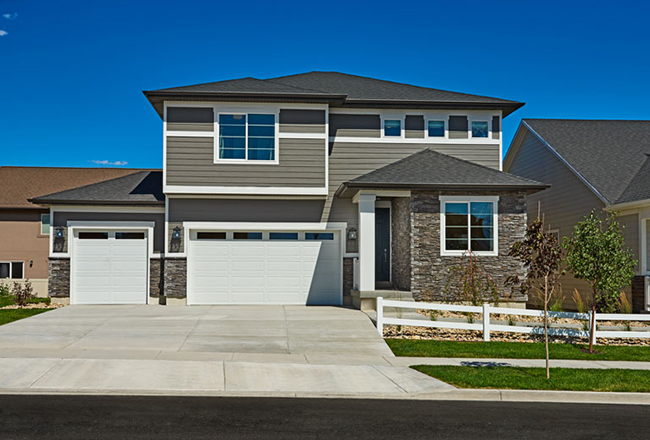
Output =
[
  {"x1": 55, "y1": 227, "x2": 65, "y2": 238},
  {"x1": 348, "y1": 227, "x2": 357, "y2": 240},
  {"x1": 172, "y1": 227, "x2": 182, "y2": 240}
]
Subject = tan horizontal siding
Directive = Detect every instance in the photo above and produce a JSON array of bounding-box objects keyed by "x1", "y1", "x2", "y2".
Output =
[{"x1": 166, "y1": 136, "x2": 326, "y2": 187}]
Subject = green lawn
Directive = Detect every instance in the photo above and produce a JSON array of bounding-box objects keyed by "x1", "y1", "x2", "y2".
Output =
[
  {"x1": 413, "y1": 365, "x2": 650, "y2": 392},
  {"x1": 0, "y1": 308, "x2": 53, "y2": 326},
  {"x1": 0, "y1": 295, "x2": 51, "y2": 308},
  {"x1": 387, "y1": 339, "x2": 650, "y2": 361}
]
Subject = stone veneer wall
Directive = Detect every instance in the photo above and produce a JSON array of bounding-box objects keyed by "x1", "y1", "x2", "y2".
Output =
[
  {"x1": 163, "y1": 258, "x2": 187, "y2": 298},
  {"x1": 410, "y1": 190, "x2": 528, "y2": 303},
  {"x1": 48, "y1": 258, "x2": 70, "y2": 298},
  {"x1": 391, "y1": 197, "x2": 411, "y2": 291},
  {"x1": 631, "y1": 275, "x2": 646, "y2": 313},
  {"x1": 150, "y1": 258, "x2": 163, "y2": 297},
  {"x1": 343, "y1": 257, "x2": 354, "y2": 300}
]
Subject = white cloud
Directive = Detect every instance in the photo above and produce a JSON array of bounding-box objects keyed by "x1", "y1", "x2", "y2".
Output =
[
  {"x1": 0, "y1": 30, "x2": 7, "y2": 37},
  {"x1": 2, "y1": 13, "x2": 17, "y2": 20},
  {"x1": 90, "y1": 160, "x2": 128, "y2": 166}
]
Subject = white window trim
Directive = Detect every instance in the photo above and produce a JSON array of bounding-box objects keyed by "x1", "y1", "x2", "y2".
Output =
[
  {"x1": 440, "y1": 195, "x2": 499, "y2": 257},
  {"x1": 41, "y1": 213, "x2": 51, "y2": 236},
  {"x1": 214, "y1": 111, "x2": 280, "y2": 165},
  {"x1": 425, "y1": 118, "x2": 447, "y2": 139},
  {"x1": 470, "y1": 119, "x2": 490, "y2": 139},
  {"x1": 381, "y1": 116, "x2": 405, "y2": 139},
  {"x1": 0, "y1": 261, "x2": 25, "y2": 280}
]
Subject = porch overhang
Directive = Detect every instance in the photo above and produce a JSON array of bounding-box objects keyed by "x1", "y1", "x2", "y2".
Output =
[{"x1": 336, "y1": 182, "x2": 549, "y2": 199}]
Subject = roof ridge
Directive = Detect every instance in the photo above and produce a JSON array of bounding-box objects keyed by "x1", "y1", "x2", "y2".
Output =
[
  {"x1": 0, "y1": 166, "x2": 159, "y2": 171},
  {"x1": 270, "y1": 71, "x2": 521, "y2": 103},
  {"x1": 524, "y1": 118, "x2": 650, "y2": 123},
  {"x1": 615, "y1": 155, "x2": 650, "y2": 204}
]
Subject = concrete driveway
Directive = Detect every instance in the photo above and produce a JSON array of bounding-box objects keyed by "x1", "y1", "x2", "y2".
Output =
[{"x1": 0, "y1": 305, "x2": 393, "y2": 359}]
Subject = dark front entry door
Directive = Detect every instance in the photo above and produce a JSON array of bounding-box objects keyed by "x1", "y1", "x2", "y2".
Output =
[{"x1": 375, "y1": 207, "x2": 390, "y2": 282}]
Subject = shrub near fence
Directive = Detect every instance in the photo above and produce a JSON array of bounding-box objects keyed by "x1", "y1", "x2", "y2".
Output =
[{"x1": 376, "y1": 298, "x2": 650, "y2": 344}]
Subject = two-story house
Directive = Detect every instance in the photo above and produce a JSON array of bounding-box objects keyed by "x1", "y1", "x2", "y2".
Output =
[{"x1": 31, "y1": 72, "x2": 546, "y2": 307}]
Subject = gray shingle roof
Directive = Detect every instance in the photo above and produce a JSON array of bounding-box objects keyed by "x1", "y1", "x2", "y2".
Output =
[
  {"x1": 30, "y1": 171, "x2": 164, "y2": 205},
  {"x1": 337, "y1": 149, "x2": 547, "y2": 196},
  {"x1": 268, "y1": 72, "x2": 520, "y2": 105},
  {"x1": 145, "y1": 71, "x2": 524, "y2": 118},
  {"x1": 524, "y1": 119, "x2": 650, "y2": 204}
]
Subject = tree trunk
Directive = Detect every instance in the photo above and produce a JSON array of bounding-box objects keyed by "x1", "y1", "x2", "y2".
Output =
[{"x1": 544, "y1": 275, "x2": 550, "y2": 380}]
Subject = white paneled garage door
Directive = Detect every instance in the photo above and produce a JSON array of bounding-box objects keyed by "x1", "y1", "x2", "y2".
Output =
[
  {"x1": 188, "y1": 230, "x2": 342, "y2": 305},
  {"x1": 71, "y1": 230, "x2": 148, "y2": 305}
]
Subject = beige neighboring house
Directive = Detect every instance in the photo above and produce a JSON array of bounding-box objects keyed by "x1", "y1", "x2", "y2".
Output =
[
  {"x1": 505, "y1": 119, "x2": 650, "y2": 312},
  {"x1": 0, "y1": 167, "x2": 151, "y2": 297}
]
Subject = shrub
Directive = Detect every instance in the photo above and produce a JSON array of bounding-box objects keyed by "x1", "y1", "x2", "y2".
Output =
[
  {"x1": 12, "y1": 281, "x2": 34, "y2": 307},
  {"x1": 444, "y1": 251, "x2": 500, "y2": 307},
  {"x1": 0, "y1": 284, "x2": 11, "y2": 297},
  {"x1": 617, "y1": 292, "x2": 632, "y2": 331}
]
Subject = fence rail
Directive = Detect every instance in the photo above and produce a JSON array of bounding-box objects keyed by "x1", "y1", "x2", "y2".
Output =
[{"x1": 376, "y1": 297, "x2": 650, "y2": 343}]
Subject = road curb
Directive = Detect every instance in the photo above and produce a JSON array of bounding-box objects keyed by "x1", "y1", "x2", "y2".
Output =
[{"x1": 1, "y1": 388, "x2": 649, "y2": 405}]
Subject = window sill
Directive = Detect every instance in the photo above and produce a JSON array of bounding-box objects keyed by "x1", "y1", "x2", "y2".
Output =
[
  {"x1": 212, "y1": 160, "x2": 280, "y2": 166},
  {"x1": 440, "y1": 251, "x2": 499, "y2": 257}
]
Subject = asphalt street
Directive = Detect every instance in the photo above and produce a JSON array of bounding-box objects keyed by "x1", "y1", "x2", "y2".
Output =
[{"x1": 1, "y1": 395, "x2": 648, "y2": 439}]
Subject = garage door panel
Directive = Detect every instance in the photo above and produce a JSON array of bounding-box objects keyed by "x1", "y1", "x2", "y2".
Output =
[
  {"x1": 73, "y1": 231, "x2": 147, "y2": 305},
  {"x1": 267, "y1": 246, "x2": 301, "y2": 257},
  {"x1": 188, "y1": 230, "x2": 341, "y2": 305}
]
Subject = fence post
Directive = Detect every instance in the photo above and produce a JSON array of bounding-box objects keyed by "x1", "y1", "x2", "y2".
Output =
[
  {"x1": 590, "y1": 311, "x2": 597, "y2": 346},
  {"x1": 482, "y1": 303, "x2": 490, "y2": 342},
  {"x1": 376, "y1": 297, "x2": 384, "y2": 336}
]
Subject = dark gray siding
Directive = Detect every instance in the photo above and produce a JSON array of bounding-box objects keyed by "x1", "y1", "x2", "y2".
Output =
[
  {"x1": 492, "y1": 115, "x2": 501, "y2": 140},
  {"x1": 166, "y1": 136, "x2": 326, "y2": 187},
  {"x1": 405, "y1": 115, "x2": 424, "y2": 139},
  {"x1": 449, "y1": 116, "x2": 469, "y2": 139},
  {"x1": 279, "y1": 109, "x2": 326, "y2": 133},
  {"x1": 167, "y1": 107, "x2": 214, "y2": 132},
  {"x1": 52, "y1": 211, "x2": 165, "y2": 253},
  {"x1": 329, "y1": 114, "x2": 380, "y2": 138},
  {"x1": 168, "y1": 198, "x2": 325, "y2": 252}
]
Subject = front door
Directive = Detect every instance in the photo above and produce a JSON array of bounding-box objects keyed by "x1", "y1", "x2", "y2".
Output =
[{"x1": 375, "y1": 207, "x2": 390, "y2": 282}]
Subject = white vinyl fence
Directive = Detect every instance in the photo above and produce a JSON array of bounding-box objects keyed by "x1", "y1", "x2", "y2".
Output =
[{"x1": 376, "y1": 297, "x2": 650, "y2": 343}]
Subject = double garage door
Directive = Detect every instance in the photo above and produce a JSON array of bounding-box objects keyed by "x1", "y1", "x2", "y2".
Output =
[
  {"x1": 187, "y1": 230, "x2": 342, "y2": 305},
  {"x1": 71, "y1": 230, "x2": 148, "y2": 305}
]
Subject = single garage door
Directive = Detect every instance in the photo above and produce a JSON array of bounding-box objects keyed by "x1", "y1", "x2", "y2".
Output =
[
  {"x1": 188, "y1": 230, "x2": 342, "y2": 305},
  {"x1": 71, "y1": 230, "x2": 148, "y2": 305}
]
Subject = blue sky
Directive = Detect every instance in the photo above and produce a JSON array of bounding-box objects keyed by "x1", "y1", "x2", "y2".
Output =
[{"x1": 1, "y1": 0, "x2": 649, "y2": 169}]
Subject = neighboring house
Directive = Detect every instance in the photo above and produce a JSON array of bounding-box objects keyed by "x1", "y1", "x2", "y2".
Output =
[
  {"x1": 31, "y1": 72, "x2": 547, "y2": 307},
  {"x1": 504, "y1": 119, "x2": 650, "y2": 312},
  {"x1": 0, "y1": 167, "x2": 152, "y2": 297}
]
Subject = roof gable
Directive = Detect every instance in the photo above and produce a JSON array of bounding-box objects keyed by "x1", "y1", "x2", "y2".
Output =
[{"x1": 518, "y1": 119, "x2": 650, "y2": 204}]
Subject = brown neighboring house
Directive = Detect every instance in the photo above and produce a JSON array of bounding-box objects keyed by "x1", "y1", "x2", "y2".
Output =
[{"x1": 0, "y1": 167, "x2": 152, "y2": 297}]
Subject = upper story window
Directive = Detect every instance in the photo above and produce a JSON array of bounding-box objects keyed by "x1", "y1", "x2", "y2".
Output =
[
  {"x1": 41, "y1": 214, "x2": 50, "y2": 235},
  {"x1": 383, "y1": 119, "x2": 402, "y2": 137},
  {"x1": 471, "y1": 121, "x2": 489, "y2": 138},
  {"x1": 218, "y1": 113, "x2": 276, "y2": 161},
  {"x1": 427, "y1": 120, "x2": 445, "y2": 137},
  {"x1": 441, "y1": 197, "x2": 498, "y2": 256}
]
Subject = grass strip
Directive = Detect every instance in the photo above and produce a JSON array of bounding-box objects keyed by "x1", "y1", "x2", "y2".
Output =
[
  {"x1": 413, "y1": 365, "x2": 650, "y2": 392},
  {"x1": 387, "y1": 339, "x2": 650, "y2": 361}
]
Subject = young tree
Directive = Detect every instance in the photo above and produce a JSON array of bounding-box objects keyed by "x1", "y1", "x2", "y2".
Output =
[
  {"x1": 506, "y1": 218, "x2": 563, "y2": 379},
  {"x1": 563, "y1": 210, "x2": 637, "y2": 314}
]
